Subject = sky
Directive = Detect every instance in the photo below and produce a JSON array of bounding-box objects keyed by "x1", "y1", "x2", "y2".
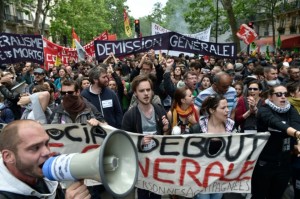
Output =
[{"x1": 125, "y1": 0, "x2": 168, "y2": 19}]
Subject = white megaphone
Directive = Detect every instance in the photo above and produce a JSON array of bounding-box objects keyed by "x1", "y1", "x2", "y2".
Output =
[{"x1": 42, "y1": 130, "x2": 138, "y2": 198}]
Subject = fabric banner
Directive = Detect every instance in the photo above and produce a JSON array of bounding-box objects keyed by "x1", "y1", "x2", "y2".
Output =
[
  {"x1": 94, "y1": 32, "x2": 236, "y2": 60},
  {"x1": 151, "y1": 22, "x2": 211, "y2": 42},
  {"x1": 43, "y1": 31, "x2": 108, "y2": 69},
  {"x1": 0, "y1": 33, "x2": 44, "y2": 65},
  {"x1": 42, "y1": 123, "x2": 269, "y2": 197}
]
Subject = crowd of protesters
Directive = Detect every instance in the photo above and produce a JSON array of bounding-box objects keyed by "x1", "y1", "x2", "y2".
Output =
[{"x1": 1, "y1": 49, "x2": 300, "y2": 199}]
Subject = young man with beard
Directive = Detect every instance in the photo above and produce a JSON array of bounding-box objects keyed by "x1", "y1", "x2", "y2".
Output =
[
  {"x1": 0, "y1": 120, "x2": 91, "y2": 199},
  {"x1": 81, "y1": 66, "x2": 123, "y2": 129},
  {"x1": 122, "y1": 75, "x2": 170, "y2": 199}
]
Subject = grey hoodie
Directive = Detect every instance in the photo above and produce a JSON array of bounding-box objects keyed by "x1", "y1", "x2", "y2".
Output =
[{"x1": 0, "y1": 157, "x2": 58, "y2": 198}]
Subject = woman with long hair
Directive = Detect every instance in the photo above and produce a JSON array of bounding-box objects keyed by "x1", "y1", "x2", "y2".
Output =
[
  {"x1": 235, "y1": 80, "x2": 263, "y2": 132},
  {"x1": 190, "y1": 94, "x2": 235, "y2": 199},
  {"x1": 167, "y1": 87, "x2": 199, "y2": 135},
  {"x1": 198, "y1": 74, "x2": 212, "y2": 92},
  {"x1": 54, "y1": 67, "x2": 69, "y2": 91}
]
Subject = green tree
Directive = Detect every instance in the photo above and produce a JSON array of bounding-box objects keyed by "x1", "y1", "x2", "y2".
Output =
[
  {"x1": 184, "y1": 0, "x2": 260, "y2": 52},
  {"x1": 164, "y1": 0, "x2": 193, "y2": 33},
  {"x1": 49, "y1": 0, "x2": 127, "y2": 46},
  {"x1": 139, "y1": 2, "x2": 165, "y2": 36}
]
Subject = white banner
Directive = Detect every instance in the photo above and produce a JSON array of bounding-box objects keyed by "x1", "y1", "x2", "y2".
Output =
[
  {"x1": 151, "y1": 22, "x2": 211, "y2": 42},
  {"x1": 42, "y1": 123, "x2": 269, "y2": 197}
]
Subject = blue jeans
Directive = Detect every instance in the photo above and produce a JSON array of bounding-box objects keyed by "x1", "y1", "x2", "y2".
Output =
[{"x1": 194, "y1": 193, "x2": 223, "y2": 199}]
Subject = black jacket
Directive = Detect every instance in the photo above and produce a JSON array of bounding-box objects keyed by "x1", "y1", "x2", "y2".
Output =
[
  {"x1": 0, "y1": 84, "x2": 21, "y2": 119},
  {"x1": 257, "y1": 104, "x2": 300, "y2": 163},
  {"x1": 122, "y1": 103, "x2": 169, "y2": 135}
]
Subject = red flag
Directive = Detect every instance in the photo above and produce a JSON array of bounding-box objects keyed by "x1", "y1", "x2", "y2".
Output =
[
  {"x1": 236, "y1": 24, "x2": 258, "y2": 45},
  {"x1": 72, "y1": 27, "x2": 80, "y2": 41},
  {"x1": 108, "y1": 34, "x2": 117, "y2": 41}
]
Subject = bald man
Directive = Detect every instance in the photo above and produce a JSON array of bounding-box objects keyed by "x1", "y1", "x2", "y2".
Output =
[
  {"x1": 0, "y1": 120, "x2": 90, "y2": 199},
  {"x1": 194, "y1": 72, "x2": 237, "y2": 119}
]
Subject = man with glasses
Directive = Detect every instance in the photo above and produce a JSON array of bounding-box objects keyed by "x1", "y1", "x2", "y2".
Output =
[
  {"x1": 81, "y1": 63, "x2": 92, "y2": 77},
  {"x1": 50, "y1": 79, "x2": 105, "y2": 198},
  {"x1": 28, "y1": 68, "x2": 49, "y2": 94},
  {"x1": 50, "y1": 79, "x2": 105, "y2": 125},
  {"x1": 195, "y1": 72, "x2": 237, "y2": 119}
]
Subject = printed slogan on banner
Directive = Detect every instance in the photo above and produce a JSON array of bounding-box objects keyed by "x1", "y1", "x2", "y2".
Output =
[
  {"x1": 94, "y1": 32, "x2": 237, "y2": 60},
  {"x1": 37, "y1": 123, "x2": 269, "y2": 197},
  {"x1": 0, "y1": 33, "x2": 44, "y2": 65}
]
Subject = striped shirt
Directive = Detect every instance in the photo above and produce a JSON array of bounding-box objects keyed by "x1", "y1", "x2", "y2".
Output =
[{"x1": 194, "y1": 86, "x2": 237, "y2": 116}]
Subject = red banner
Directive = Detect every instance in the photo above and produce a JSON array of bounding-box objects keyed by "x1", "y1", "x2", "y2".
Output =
[
  {"x1": 43, "y1": 31, "x2": 108, "y2": 70},
  {"x1": 236, "y1": 24, "x2": 258, "y2": 45}
]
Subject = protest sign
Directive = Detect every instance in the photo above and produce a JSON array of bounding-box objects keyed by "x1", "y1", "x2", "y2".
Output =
[
  {"x1": 94, "y1": 32, "x2": 236, "y2": 60},
  {"x1": 40, "y1": 123, "x2": 269, "y2": 197},
  {"x1": 236, "y1": 24, "x2": 258, "y2": 45},
  {"x1": 0, "y1": 33, "x2": 44, "y2": 65},
  {"x1": 151, "y1": 22, "x2": 211, "y2": 42}
]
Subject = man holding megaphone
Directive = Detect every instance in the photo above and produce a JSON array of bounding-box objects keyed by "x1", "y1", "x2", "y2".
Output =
[{"x1": 0, "y1": 120, "x2": 91, "y2": 199}]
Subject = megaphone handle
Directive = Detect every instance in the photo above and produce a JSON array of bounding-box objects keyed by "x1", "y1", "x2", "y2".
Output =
[{"x1": 60, "y1": 181, "x2": 75, "y2": 189}]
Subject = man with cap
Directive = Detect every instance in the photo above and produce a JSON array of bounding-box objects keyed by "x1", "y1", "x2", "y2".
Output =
[{"x1": 28, "y1": 68, "x2": 49, "y2": 94}]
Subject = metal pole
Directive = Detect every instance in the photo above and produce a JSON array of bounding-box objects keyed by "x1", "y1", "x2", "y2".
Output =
[{"x1": 216, "y1": 0, "x2": 219, "y2": 43}]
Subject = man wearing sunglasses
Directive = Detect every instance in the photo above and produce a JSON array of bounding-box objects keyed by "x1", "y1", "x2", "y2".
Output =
[
  {"x1": 50, "y1": 79, "x2": 106, "y2": 198},
  {"x1": 28, "y1": 68, "x2": 53, "y2": 94},
  {"x1": 50, "y1": 79, "x2": 105, "y2": 125}
]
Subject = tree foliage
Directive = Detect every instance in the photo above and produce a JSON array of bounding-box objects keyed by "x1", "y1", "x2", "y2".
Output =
[{"x1": 49, "y1": 0, "x2": 127, "y2": 46}]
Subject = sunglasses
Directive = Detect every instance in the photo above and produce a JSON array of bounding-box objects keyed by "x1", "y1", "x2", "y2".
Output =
[
  {"x1": 61, "y1": 91, "x2": 75, "y2": 96},
  {"x1": 248, "y1": 87, "x2": 259, "y2": 91},
  {"x1": 273, "y1": 92, "x2": 287, "y2": 97},
  {"x1": 34, "y1": 73, "x2": 44, "y2": 76}
]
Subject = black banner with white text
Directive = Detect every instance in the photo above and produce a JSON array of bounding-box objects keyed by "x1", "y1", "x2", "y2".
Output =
[
  {"x1": 94, "y1": 32, "x2": 237, "y2": 60},
  {"x1": 0, "y1": 33, "x2": 44, "y2": 65}
]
